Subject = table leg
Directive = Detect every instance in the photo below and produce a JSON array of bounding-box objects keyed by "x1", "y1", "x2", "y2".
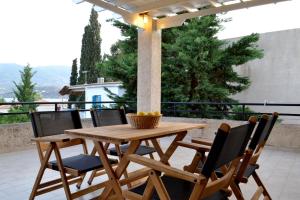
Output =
[
  {"x1": 95, "y1": 140, "x2": 141, "y2": 200},
  {"x1": 94, "y1": 141, "x2": 123, "y2": 200}
]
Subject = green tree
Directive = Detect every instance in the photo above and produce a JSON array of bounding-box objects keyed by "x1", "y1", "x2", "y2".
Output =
[
  {"x1": 78, "y1": 8, "x2": 102, "y2": 84},
  {"x1": 13, "y1": 64, "x2": 39, "y2": 111},
  {"x1": 70, "y1": 58, "x2": 78, "y2": 85},
  {"x1": 68, "y1": 58, "x2": 79, "y2": 108},
  {"x1": 101, "y1": 15, "x2": 263, "y2": 117},
  {"x1": 0, "y1": 64, "x2": 39, "y2": 124}
]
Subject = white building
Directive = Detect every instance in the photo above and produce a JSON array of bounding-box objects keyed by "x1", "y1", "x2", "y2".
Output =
[{"x1": 59, "y1": 80, "x2": 125, "y2": 111}]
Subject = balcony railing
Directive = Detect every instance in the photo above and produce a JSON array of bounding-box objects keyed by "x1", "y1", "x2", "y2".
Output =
[{"x1": 1, "y1": 101, "x2": 300, "y2": 121}]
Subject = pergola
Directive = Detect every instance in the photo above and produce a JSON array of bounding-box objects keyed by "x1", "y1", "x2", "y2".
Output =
[{"x1": 83, "y1": 0, "x2": 287, "y2": 112}]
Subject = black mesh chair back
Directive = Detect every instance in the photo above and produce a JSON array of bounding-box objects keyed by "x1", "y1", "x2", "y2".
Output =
[
  {"x1": 256, "y1": 112, "x2": 278, "y2": 146},
  {"x1": 201, "y1": 118, "x2": 256, "y2": 178},
  {"x1": 30, "y1": 110, "x2": 82, "y2": 138},
  {"x1": 91, "y1": 108, "x2": 127, "y2": 127},
  {"x1": 248, "y1": 114, "x2": 269, "y2": 150}
]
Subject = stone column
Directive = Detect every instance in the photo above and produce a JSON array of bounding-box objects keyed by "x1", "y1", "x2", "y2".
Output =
[{"x1": 137, "y1": 18, "x2": 161, "y2": 112}]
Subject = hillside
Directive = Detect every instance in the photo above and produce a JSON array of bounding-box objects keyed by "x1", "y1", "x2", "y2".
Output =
[{"x1": 0, "y1": 63, "x2": 71, "y2": 98}]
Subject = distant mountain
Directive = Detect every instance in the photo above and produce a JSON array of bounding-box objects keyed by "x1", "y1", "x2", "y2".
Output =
[{"x1": 0, "y1": 63, "x2": 71, "y2": 98}]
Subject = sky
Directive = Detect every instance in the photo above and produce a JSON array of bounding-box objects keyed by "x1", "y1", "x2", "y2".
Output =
[{"x1": 0, "y1": 0, "x2": 299, "y2": 67}]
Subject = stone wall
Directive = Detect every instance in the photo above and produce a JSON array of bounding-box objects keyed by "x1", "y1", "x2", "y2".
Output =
[
  {"x1": 1, "y1": 117, "x2": 300, "y2": 153},
  {"x1": 0, "y1": 119, "x2": 94, "y2": 153}
]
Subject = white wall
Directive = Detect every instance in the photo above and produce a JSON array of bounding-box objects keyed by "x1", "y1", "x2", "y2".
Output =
[{"x1": 85, "y1": 85, "x2": 119, "y2": 109}]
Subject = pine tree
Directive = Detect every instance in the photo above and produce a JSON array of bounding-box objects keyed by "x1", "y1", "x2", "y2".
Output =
[
  {"x1": 102, "y1": 15, "x2": 263, "y2": 117},
  {"x1": 13, "y1": 64, "x2": 38, "y2": 111},
  {"x1": 78, "y1": 8, "x2": 102, "y2": 84}
]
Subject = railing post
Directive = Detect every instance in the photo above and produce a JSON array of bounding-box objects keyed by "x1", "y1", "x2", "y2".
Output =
[
  {"x1": 242, "y1": 104, "x2": 246, "y2": 121},
  {"x1": 173, "y1": 103, "x2": 176, "y2": 117},
  {"x1": 55, "y1": 103, "x2": 58, "y2": 111}
]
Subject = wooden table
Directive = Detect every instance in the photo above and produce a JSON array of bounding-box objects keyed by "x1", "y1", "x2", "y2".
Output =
[{"x1": 65, "y1": 122, "x2": 207, "y2": 199}]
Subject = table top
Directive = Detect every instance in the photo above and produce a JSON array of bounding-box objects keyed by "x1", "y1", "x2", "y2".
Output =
[{"x1": 65, "y1": 122, "x2": 207, "y2": 144}]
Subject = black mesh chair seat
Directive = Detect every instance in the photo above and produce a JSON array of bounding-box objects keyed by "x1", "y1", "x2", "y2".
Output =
[
  {"x1": 130, "y1": 175, "x2": 228, "y2": 200},
  {"x1": 49, "y1": 154, "x2": 118, "y2": 174},
  {"x1": 198, "y1": 162, "x2": 259, "y2": 179},
  {"x1": 108, "y1": 144, "x2": 156, "y2": 156}
]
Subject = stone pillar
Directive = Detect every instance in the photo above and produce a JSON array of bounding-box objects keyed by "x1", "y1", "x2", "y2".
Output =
[{"x1": 137, "y1": 19, "x2": 161, "y2": 112}]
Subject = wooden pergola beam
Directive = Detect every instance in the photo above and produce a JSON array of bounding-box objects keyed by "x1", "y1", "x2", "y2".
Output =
[
  {"x1": 85, "y1": 0, "x2": 131, "y2": 16},
  {"x1": 157, "y1": 0, "x2": 289, "y2": 29},
  {"x1": 131, "y1": 0, "x2": 191, "y2": 13}
]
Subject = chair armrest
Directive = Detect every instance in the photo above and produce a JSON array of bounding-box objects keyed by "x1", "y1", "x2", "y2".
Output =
[
  {"x1": 191, "y1": 138, "x2": 213, "y2": 146},
  {"x1": 176, "y1": 141, "x2": 211, "y2": 152},
  {"x1": 126, "y1": 154, "x2": 206, "y2": 184},
  {"x1": 31, "y1": 134, "x2": 76, "y2": 143}
]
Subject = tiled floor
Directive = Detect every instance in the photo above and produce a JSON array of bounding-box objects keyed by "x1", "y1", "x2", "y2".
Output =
[{"x1": 0, "y1": 136, "x2": 300, "y2": 200}]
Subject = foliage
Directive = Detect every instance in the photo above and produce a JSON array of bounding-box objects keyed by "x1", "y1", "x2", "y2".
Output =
[
  {"x1": 98, "y1": 15, "x2": 263, "y2": 117},
  {"x1": 78, "y1": 8, "x2": 102, "y2": 84},
  {"x1": 13, "y1": 64, "x2": 39, "y2": 111},
  {"x1": 0, "y1": 106, "x2": 30, "y2": 124},
  {"x1": 0, "y1": 97, "x2": 4, "y2": 103},
  {"x1": 70, "y1": 58, "x2": 78, "y2": 85},
  {"x1": 98, "y1": 20, "x2": 138, "y2": 106},
  {"x1": 68, "y1": 58, "x2": 79, "y2": 108},
  {"x1": 229, "y1": 105, "x2": 257, "y2": 121},
  {"x1": 0, "y1": 65, "x2": 39, "y2": 124}
]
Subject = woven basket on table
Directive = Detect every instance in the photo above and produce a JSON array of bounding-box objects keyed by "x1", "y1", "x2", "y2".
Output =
[{"x1": 126, "y1": 113, "x2": 162, "y2": 129}]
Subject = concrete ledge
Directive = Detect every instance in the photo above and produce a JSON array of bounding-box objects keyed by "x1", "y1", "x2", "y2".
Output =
[
  {"x1": 162, "y1": 117, "x2": 300, "y2": 149},
  {"x1": 1, "y1": 117, "x2": 300, "y2": 153}
]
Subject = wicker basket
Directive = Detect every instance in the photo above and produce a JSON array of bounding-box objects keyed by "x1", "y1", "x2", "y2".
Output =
[{"x1": 126, "y1": 113, "x2": 162, "y2": 129}]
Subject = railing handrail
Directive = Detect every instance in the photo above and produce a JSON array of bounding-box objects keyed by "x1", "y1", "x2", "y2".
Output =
[
  {"x1": 1, "y1": 100, "x2": 300, "y2": 106},
  {"x1": 1, "y1": 101, "x2": 300, "y2": 120}
]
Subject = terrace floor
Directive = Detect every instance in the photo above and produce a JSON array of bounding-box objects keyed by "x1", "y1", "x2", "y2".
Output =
[{"x1": 0, "y1": 136, "x2": 300, "y2": 200}]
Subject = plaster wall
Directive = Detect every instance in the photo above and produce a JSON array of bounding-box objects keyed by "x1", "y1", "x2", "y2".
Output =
[{"x1": 232, "y1": 28, "x2": 300, "y2": 122}]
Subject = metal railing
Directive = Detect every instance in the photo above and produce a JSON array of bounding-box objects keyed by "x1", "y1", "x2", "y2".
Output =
[{"x1": 1, "y1": 101, "x2": 300, "y2": 121}]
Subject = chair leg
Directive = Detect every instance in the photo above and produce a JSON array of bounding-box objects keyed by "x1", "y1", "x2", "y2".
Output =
[
  {"x1": 231, "y1": 182, "x2": 245, "y2": 200},
  {"x1": 88, "y1": 170, "x2": 97, "y2": 185},
  {"x1": 149, "y1": 170, "x2": 170, "y2": 200},
  {"x1": 53, "y1": 143, "x2": 72, "y2": 200},
  {"x1": 29, "y1": 145, "x2": 53, "y2": 200},
  {"x1": 252, "y1": 171, "x2": 272, "y2": 200},
  {"x1": 145, "y1": 140, "x2": 155, "y2": 159},
  {"x1": 184, "y1": 152, "x2": 203, "y2": 173},
  {"x1": 76, "y1": 173, "x2": 86, "y2": 189}
]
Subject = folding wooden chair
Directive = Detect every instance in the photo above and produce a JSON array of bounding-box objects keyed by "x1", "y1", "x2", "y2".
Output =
[
  {"x1": 122, "y1": 117, "x2": 257, "y2": 200},
  {"x1": 233, "y1": 112, "x2": 278, "y2": 200},
  {"x1": 29, "y1": 110, "x2": 117, "y2": 200},
  {"x1": 187, "y1": 113, "x2": 278, "y2": 200},
  {"x1": 87, "y1": 108, "x2": 156, "y2": 185}
]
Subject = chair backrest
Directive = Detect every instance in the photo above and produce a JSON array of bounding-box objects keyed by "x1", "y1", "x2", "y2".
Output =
[
  {"x1": 30, "y1": 110, "x2": 82, "y2": 138},
  {"x1": 201, "y1": 116, "x2": 257, "y2": 178},
  {"x1": 248, "y1": 114, "x2": 269, "y2": 150},
  {"x1": 256, "y1": 112, "x2": 278, "y2": 146},
  {"x1": 249, "y1": 112, "x2": 278, "y2": 165},
  {"x1": 90, "y1": 108, "x2": 127, "y2": 127}
]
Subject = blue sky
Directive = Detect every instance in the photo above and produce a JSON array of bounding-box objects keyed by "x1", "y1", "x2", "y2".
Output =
[{"x1": 0, "y1": 0, "x2": 299, "y2": 67}]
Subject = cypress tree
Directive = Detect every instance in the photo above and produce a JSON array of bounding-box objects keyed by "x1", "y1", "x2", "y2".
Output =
[
  {"x1": 78, "y1": 8, "x2": 102, "y2": 84},
  {"x1": 68, "y1": 58, "x2": 78, "y2": 108},
  {"x1": 70, "y1": 58, "x2": 78, "y2": 85}
]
